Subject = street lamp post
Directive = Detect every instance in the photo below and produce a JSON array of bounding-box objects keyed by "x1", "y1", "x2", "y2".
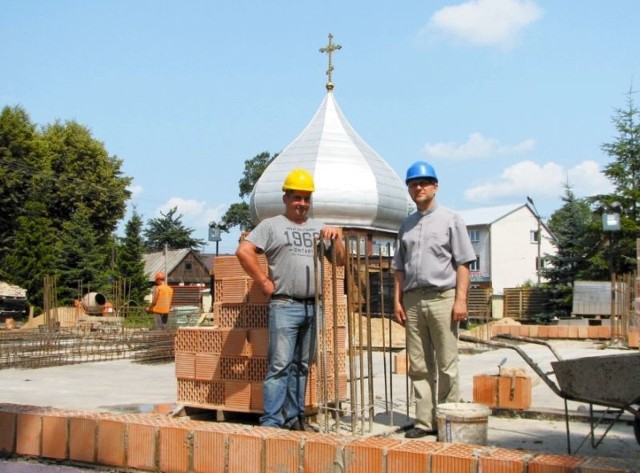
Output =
[
  {"x1": 527, "y1": 197, "x2": 542, "y2": 285},
  {"x1": 208, "y1": 221, "x2": 223, "y2": 256}
]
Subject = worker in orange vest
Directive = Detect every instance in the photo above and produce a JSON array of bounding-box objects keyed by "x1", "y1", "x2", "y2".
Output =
[{"x1": 147, "y1": 272, "x2": 174, "y2": 329}]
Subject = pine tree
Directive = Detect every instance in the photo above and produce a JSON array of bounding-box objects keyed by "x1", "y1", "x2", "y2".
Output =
[
  {"x1": 115, "y1": 209, "x2": 149, "y2": 306},
  {"x1": 55, "y1": 204, "x2": 109, "y2": 304},
  {"x1": 541, "y1": 184, "x2": 595, "y2": 318}
]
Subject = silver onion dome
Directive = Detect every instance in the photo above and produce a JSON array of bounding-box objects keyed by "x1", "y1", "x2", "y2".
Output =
[{"x1": 249, "y1": 91, "x2": 408, "y2": 232}]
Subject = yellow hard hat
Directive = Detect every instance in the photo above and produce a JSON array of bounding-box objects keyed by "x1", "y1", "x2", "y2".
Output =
[{"x1": 282, "y1": 168, "x2": 315, "y2": 192}]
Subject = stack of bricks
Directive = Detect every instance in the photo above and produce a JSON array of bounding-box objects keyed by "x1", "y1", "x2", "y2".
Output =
[{"x1": 175, "y1": 254, "x2": 348, "y2": 413}]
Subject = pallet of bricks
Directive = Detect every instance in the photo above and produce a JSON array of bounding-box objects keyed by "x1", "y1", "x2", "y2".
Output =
[{"x1": 175, "y1": 253, "x2": 348, "y2": 414}]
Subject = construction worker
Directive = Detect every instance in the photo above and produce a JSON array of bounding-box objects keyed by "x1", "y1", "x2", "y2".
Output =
[
  {"x1": 236, "y1": 168, "x2": 345, "y2": 431},
  {"x1": 147, "y1": 272, "x2": 174, "y2": 329}
]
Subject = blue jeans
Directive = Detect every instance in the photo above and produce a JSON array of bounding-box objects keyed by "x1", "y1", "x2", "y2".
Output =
[{"x1": 260, "y1": 299, "x2": 316, "y2": 428}]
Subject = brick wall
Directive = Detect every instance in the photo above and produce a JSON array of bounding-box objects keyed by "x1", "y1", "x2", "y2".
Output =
[{"x1": 2, "y1": 403, "x2": 637, "y2": 473}]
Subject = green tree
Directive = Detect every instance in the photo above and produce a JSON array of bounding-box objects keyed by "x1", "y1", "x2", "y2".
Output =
[
  {"x1": 144, "y1": 207, "x2": 205, "y2": 251},
  {"x1": 39, "y1": 120, "x2": 132, "y2": 245},
  {"x1": 541, "y1": 184, "x2": 595, "y2": 318},
  {"x1": 3, "y1": 201, "x2": 57, "y2": 312},
  {"x1": 590, "y1": 91, "x2": 640, "y2": 276},
  {"x1": 221, "y1": 151, "x2": 277, "y2": 232},
  {"x1": 0, "y1": 106, "x2": 43, "y2": 266},
  {"x1": 115, "y1": 209, "x2": 149, "y2": 305},
  {"x1": 55, "y1": 204, "x2": 109, "y2": 304}
]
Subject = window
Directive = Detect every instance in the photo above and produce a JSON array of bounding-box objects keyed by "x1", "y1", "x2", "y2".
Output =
[
  {"x1": 535, "y1": 256, "x2": 546, "y2": 270},
  {"x1": 469, "y1": 230, "x2": 480, "y2": 242},
  {"x1": 185, "y1": 262, "x2": 192, "y2": 272},
  {"x1": 530, "y1": 230, "x2": 540, "y2": 243},
  {"x1": 470, "y1": 255, "x2": 480, "y2": 271}
]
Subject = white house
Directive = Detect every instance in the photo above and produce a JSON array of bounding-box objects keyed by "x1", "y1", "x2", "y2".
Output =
[{"x1": 458, "y1": 203, "x2": 556, "y2": 296}]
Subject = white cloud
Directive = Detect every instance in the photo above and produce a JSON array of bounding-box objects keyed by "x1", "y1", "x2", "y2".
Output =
[
  {"x1": 127, "y1": 184, "x2": 144, "y2": 197},
  {"x1": 421, "y1": 0, "x2": 543, "y2": 49},
  {"x1": 464, "y1": 159, "x2": 613, "y2": 204},
  {"x1": 158, "y1": 197, "x2": 227, "y2": 231},
  {"x1": 424, "y1": 132, "x2": 535, "y2": 160}
]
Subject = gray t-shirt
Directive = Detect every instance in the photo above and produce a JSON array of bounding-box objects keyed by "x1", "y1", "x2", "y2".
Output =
[
  {"x1": 246, "y1": 214, "x2": 327, "y2": 299},
  {"x1": 391, "y1": 203, "x2": 476, "y2": 292}
]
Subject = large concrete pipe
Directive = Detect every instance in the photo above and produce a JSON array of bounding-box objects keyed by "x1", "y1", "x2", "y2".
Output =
[{"x1": 81, "y1": 292, "x2": 107, "y2": 315}]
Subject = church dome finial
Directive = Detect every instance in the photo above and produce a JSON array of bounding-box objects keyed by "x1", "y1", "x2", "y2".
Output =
[{"x1": 319, "y1": 33, "x2": 341, "y2": 91}]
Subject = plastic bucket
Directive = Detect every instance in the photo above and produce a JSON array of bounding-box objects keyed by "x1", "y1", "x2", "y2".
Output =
[{"x1": 436, "y1": 402, "x2": 491, "y2": 445}]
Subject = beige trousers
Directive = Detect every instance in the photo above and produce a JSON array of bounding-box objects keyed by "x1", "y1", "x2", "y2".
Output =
[{"x1": 404, "y1": 287, "x2": 459, "y2": 431}]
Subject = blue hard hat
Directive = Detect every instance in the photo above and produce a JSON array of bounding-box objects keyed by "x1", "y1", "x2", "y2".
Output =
[{"x1": 405, "y1": 161, "x2": 438, "y2": 184}]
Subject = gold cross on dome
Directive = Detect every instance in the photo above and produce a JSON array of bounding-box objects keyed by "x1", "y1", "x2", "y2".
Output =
[{"x1": 319, "y1": 33, "x2": 342, "y2": 90}]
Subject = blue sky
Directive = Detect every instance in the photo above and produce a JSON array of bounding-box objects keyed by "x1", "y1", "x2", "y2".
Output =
[{"x1": 2, "y1": 0, "x2": 638, "y2": 254}]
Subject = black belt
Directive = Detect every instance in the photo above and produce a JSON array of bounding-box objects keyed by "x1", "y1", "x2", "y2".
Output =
[{"x1": 271, "y1": 294, "x2": 316, "y2": 305}]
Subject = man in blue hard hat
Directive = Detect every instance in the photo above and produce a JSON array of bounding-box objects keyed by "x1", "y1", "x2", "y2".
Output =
[{"x1": 391, "y1": 161, "x2": 476, "y2": 439}]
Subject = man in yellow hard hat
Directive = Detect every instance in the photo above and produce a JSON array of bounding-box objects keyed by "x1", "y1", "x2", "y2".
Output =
[
  {"x1": 147, "y1": 272, "x2": 174, "y2": 330},
  {"x1": 236, "y1": 168, "x2": 345, "y2": 431}
]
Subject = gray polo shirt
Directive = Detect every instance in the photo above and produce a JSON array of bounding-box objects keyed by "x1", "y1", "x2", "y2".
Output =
[{"x1": 391, "y1": 203, "x2": 476, "y2": 292}]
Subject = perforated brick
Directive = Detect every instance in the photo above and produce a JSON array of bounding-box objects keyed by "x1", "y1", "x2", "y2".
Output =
[
  {"x1": 158, "y1": 425, "x2": 190, "y2": 473},
  {"x1": 198, "y1": 327, "x2": 219, "y2": 353},
  {"x1": 528, "y1": 453, "x2": 585, "y2": 473},
  {"x1": 195, "y1": 353, "x2": 218, "y2": 381},
  {"x1": 245, "y1": 304, "x2": 269, "y2": 328},
  {"x1": 175, "y1": 352, "x2": 196, "y2": 380},
  {"x1": 41, "y1": 414, "x2": 68, "y2": 460},
  {"x1": 224, "y1": 382, "x2": 251, "y2": 411},
  {"x1": 69, "y1": 416, "x2": 96, "y2": 463},
  {"x1": 344, "y1": 437, "x2": 401, "y2": 473},
  {"x1": 215, "y1": 303, "x2": 245, "y2": 328},
  {"x1": 220, "y1": 328, "x2": 249, "y2": 356},
  {"x1": 219, "y1": 356, "x2": 248, "y2": 381},
  {"x1": 126, "y1": 422, "x2": 157, "y2": 471},
  {"x1": 0, "y1": 411, "x2": 16, "y2": 454},
  {"x1": 247, "y1": 356, "x2": 269, "y2": 381},
  {"x1": 248, "y1": 328, "x2": 269, "y2": 357}
]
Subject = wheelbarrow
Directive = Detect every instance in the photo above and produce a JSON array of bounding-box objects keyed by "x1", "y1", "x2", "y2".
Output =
[{"x1": 460, "y1": 333, "x2": 640, "y2": 454}]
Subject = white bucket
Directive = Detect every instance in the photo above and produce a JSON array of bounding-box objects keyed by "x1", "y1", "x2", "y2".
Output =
[{"x1": 436, "y1": 402, "x2": 491, "y2": 445}]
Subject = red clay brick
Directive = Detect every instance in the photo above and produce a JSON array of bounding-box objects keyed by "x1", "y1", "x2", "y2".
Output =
[
  {"x1": 528, "y1": 453, "x2": 585, "y2": 473},
  {"x1": 598, "y1": 326, "x2": 611, "y2": 339},
  {"x1": 228, "y1": 430, "x2": 264, "y2": 473},
  {"x1": 579, "y1": 456, "x2": 639, "y2": 472},
  {"x1": 477, "y1": 446, "x2": 530, "y2": 473},
  {"x1": 473, "y1": 375, "x2": 498, "y2": 406},
  {"x1": 547, "y1": 326, "x2": 559, "y2": 338},
  {"x1": 538, "y1": 326, "x2": 550, "y2": 338},
  {"x1": 567, "y1": 326, "x2": 579, "y2": 339},
  {"x1": 386, "y1": 440, "x2": 443, "y2": 472},
  {"x1": 498, "y1": 376, "x2": 532, "y2": 410},
  {"x1": 0, "y1": 411, "x2": 16, "y2": 454},
  {"x1": 344, "y1": 437, "x2": 401, "y2": 473},
  {"x1": 265, "y1": 430, "x2": 303, "y2": 473},
  {"x1": 158, "y1": 425, "x2": 191, "y2": 473},
  {"x1": 557, "y1": 326, "x2": 569, "y2": 339},
  {"x1": 587, "y1": 325, "x2": 599, "y2": 339},
  {"x1": 16, "y1": 412, "x2": 42, "y2": 456},
  {"x1": 41, "y1": 414, "x2": 68, "y2": 460},
  {"x1": 96, "y1": 418, "x2": 126, "y2": 467},
  {"x1": 127, "y1": 422, "x2": 157, "y2": 471},
  {"x1": 69, "y1": 416, "x2": 96, "y2": 463},
  {"x1": 577, "y1": 326, "x2": 589, "y2": 339},
  {"x1": 529, "y1": 325, "x2": 540, "y2": 338},
  {"x1": 193, "y1": 428, "x2": 229, "y2": 473},
  {"x1": 303, "y1": 434, "x2": 350, "y2": 473},
  {"x1": 175, "y1": 352, "x2": 196, "y2": 379},
  {"x1": 431, "y1": 443, "x2": 479, "y2": 473}
]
